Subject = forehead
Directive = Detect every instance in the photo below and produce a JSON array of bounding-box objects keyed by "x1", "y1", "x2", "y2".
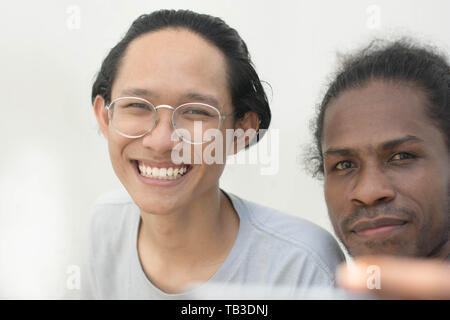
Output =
[
  {"x1": 111, "y1": 28, "x2": 229, "y2": 102},
  {"x1": 322, "y1": 80, "x2": 438, "y2": 151}
]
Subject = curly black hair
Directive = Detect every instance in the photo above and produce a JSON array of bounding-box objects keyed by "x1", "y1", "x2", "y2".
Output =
[{"x1": 306, "y1": 38, "x2": 450, "y2": 178}]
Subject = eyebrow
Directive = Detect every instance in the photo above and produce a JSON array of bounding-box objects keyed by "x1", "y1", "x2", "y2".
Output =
[
  {"x1": 183, "y1": 92, "x2": 220, "y2": 107},
  {"x1": 323, "y1": 148, "x2": 355, "y2": 157},
  {"x1": 324, "y1": 135, "x2": 424, "y2": 157},
  {"x1": 120, "y1": 88, "x2": 157, "y2": 98},
  {"x1": 119, "y1": 88, "x2": 220, "y2": 107},
  {"x1": 379, "y1": 135, "x2": 424, "y2": 150}
]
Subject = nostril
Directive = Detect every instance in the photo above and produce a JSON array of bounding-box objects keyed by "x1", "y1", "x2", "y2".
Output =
[
  {"x1": 376, "y1": 196, "x2": 391, "y2": 204},
  {"x1": 353, "y1": 199, "x2": 366, "y2": 206}
]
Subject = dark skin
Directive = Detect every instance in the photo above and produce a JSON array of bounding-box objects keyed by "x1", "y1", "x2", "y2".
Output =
[{"x1": 322, "y1": 79, "x2": 450, "y2": 258}]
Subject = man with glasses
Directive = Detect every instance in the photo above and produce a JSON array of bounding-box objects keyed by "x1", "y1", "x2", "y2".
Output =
[{"x1": 82, "y1": 10, "x2": 344, "y2": 299}]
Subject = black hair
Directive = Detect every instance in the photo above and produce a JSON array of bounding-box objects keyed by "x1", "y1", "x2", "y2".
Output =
[
  {"x1": 307, "y1": 38, "x2": 450, "y2": 178},
  {"x1": 91, "y1": 9, "x2": 271, "y2": 141}
]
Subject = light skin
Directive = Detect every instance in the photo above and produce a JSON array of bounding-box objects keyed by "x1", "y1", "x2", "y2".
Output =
[
  {"x1": 94, "y1": 28, "x2": 259, "y2": 293},
  {"x1": 322, "y1": 79, "x2": 450, "y2": 258}
]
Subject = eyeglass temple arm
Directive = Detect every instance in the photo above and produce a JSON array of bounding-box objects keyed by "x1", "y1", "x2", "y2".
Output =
[
  {"x1": 220, "y1": 112, "x2": 262, "y2": 125},
  {"x1": 220, "y1": 111, "x2": 235, "y2": 120}
]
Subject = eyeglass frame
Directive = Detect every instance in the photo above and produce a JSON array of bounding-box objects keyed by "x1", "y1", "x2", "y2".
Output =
[{"x1": 105, "y1": 96, "x2": 234, "y2": 144}]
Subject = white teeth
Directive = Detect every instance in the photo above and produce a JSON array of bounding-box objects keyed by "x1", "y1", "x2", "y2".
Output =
[{"x1": 137, "y1": 162, "x2": 189, "y2": 180}]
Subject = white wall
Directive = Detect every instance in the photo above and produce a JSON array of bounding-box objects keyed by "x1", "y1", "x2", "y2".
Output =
[{"x1": 0, "y1": 0, "x2": 448, "y2": 299}]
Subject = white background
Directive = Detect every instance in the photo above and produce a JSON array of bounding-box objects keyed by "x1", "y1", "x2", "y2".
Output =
[{"x1": 0, "y1": 0, "x2": 449, "y2": 299}]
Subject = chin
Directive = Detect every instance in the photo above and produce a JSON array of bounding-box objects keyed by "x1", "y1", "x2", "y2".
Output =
[
  {"x1": 349, "y1": 243, "x2": 417, "y2": 257},
  {"x1": 135, "y1": 194, "x2": 181, "y2": 215}
]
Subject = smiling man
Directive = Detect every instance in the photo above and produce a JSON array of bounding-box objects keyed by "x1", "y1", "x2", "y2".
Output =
[
  {"x1": 309, "y1": 40, "x2": 450, "y2": 258},
  {"x1": 82, "y1": 10, "x2": 344, "y2": 299}
]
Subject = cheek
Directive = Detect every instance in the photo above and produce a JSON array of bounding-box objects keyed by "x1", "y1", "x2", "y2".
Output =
[
  {"x1": 185, "y1": 141, "x2": 227, "y2": 184},
  {"x1": 324, "y1": 179, "x2": 346, "y2": 220},
  {"x1": 195, "y1": 132, "x2": 229, "y2": 186},
  {"x1": 201, "y1": 127, "x2": 233, "y2": 163},
  {"x1": 393, "y1": 164, "x2": 449, "y2": 233},
  {"x1": 107, "y1": 134, "x2": 129, "y2": 177},
  {"x1": 396, "y1": 165, "x2": 444, "y2": 208}
]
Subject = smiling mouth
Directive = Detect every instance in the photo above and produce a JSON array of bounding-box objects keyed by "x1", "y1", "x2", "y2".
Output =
[{"x1": 132, "y1": 160, "x2": 192, "y2": 180}]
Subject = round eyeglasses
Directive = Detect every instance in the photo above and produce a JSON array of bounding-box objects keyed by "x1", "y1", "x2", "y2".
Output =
[{"x1": 105, "y1": 96, "x2": 234, "y2": 144}]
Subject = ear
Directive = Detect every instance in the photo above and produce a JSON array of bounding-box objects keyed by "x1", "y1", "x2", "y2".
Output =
[
  {"x1": 231, "y1": 111, "x2": 260, "y2": 154},
  {"x1": 93, "y1": 95, "x2": 109, "y2": 140}
]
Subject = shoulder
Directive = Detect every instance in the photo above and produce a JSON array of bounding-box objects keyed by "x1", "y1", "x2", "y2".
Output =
[
  {"x1": 83, "y1": 188, "x2": 138, "y2": 299},
  {"x1": 88, "y1": 187, "x2": 138, "y2": 251},
  {"x1": 227, "y1": 192, "x2": 345, "y2": 281},
  {"x1": 91, "y1": 187, "x2": 135, "y2": 219},
  {"x1": 92, "y1": 187, "x2": 134, "y2": 207}
]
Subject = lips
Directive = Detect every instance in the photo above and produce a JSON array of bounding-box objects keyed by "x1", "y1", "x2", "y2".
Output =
[{"x1": 351, "y1": 217, "x2": 408, "y2": 236}]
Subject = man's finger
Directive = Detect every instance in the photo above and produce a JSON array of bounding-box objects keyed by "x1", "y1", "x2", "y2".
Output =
[{"x1": 336, "y1": 255, "x2": 450, "y2": 299}]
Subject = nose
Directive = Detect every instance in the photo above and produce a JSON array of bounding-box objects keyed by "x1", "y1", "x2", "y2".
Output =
[
  {"x1": 141, "y1": 107, "x2": 178, "y2": 154},
  {"x1": 350, "y1": 165, "x2": 396, "y2": 207}
]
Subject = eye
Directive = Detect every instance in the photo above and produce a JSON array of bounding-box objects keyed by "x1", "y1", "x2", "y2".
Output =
[
  {"x1": 182, "y1": 109, "x2": 213, "y2": 116},
  {"x1": 126, "y1": 103, "x2": 150, "y2": 110},
  {"x1": 334, "y1": 160, "x2": 355, "y2": 170},
  {"x1": 390, "y1": 152, "x2": 416, "y2": 161}
]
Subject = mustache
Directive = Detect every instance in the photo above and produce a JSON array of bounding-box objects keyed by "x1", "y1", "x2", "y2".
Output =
[{"x1": 341, "y1": 204, "x2": 417, "y2": 232}]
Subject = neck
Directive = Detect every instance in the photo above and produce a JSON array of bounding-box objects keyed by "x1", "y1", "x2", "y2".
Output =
[{"x1": 138, "y1": 187, "x2": 239, "y2": 267}]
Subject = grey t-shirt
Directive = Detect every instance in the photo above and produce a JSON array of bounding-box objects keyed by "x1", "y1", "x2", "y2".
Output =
[{"x1": 81, "y1": 188, "x2": 345, "y2": 299}]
